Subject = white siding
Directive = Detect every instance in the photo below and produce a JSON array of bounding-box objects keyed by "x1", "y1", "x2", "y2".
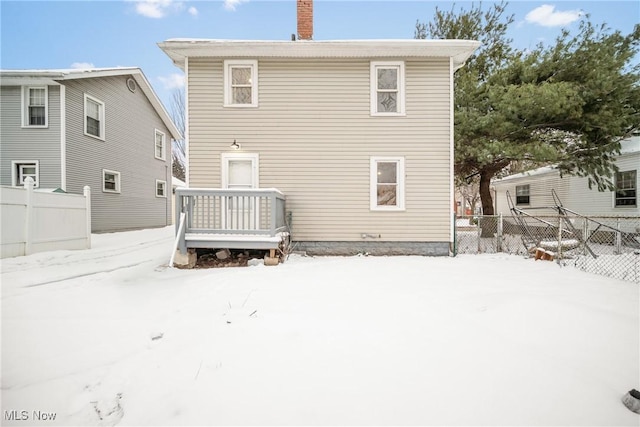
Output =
[
  {"x1": 188, "y1": 58, "x2": 453, "y2": 242},
  {"x1": 64, "y1": 76, "x2": 173, "y2": 232},
  {"x1": 493, "y1": 151, "x2": 640, "y2": 217},
  {"x1": 0, "y1": 85, "x2": 62, "y2": 188}
]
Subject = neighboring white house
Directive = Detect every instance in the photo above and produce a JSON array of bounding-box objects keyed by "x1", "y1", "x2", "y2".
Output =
[
  {"x1": 0, "y1": 67, "x2": 181, "y2": 232},
  {"x1": 492, "y1": 137, "x2": 639, "y2": 217},
  {"x1": 159, "y1": 0, "x2": 480, "y2": 256}
]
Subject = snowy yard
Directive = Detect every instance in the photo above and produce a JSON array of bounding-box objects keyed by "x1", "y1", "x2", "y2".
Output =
[{"x1": 1, "y1": 226, "x2": 639, "y2": 426}]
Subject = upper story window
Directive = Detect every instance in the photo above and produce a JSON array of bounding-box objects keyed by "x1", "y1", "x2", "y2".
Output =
[
  {"x1": 22, "y1": 86, "x2": 48, "y2": 127},
  {"x1": 516, "y1": 184, "x2": 530, "y2": 205},
  {"x1": 370, "y1": 61, "x2": 405, "y2": 116},
  {"x1": 224, "y1": 60, "x2": 258, "y2": 108},
  {"x1": 615, "y1": 170, "x2": 637, "y2": 207},
  {"x1": 12, "y1": 160, "x2": 39, "y2": 187},
  {"x1": 370, "y1": 157, "x2": 405, "y2": 211},
  {"x1": 155, "y1": 129, "x2": 166, "y2": 160},
  {"x1": 84, "y1": 94, "x2": 105, "y2": 140}
]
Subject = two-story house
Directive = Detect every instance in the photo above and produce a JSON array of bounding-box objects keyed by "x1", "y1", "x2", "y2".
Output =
[
  {"x1": 160, "y1": 0, "x2": 479, "y2": 259},
  {"x1": 0, "y1": 67, "x2": 181, "y2": 232}
]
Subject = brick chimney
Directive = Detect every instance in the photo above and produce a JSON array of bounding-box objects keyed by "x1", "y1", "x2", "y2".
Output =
[{"x1": 297, "y1": 0, "x2": 313, "y2": 40}]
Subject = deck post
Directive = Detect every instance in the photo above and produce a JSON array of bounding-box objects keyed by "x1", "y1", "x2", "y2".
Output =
[{"x1": 270, "y1": 192, "x2": 277, "y2": 236}]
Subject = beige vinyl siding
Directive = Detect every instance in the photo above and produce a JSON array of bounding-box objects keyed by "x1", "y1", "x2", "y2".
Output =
[
  {"x1": 0, "y1": 85, "x2": 62, "y2": 188},
  {"x1": 188, "y1": 57, "x2": 452, "y2": 242},
  {"x1": 64, "y1": 76, "x2": 172, "y2": 232}
]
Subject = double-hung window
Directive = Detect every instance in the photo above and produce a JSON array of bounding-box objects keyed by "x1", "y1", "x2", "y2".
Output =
[
  {"x1": 615, "y1": 170, "x2": 637, "y2": 207},
  {"x1": 156, "y1": 180, "x2": 167, "y2": 197},
  {"x1": 12, "y1": 161, "x2": 39, "y2": 187},
  {"x1": 370, "y1": 61, "x2": 405, "y2": 116},
  {"x1": 22, "y1": 86, "x2": 48, "y2": 127},
  {"x1": 155, "y1": 129, "x2": 166, "y2": 160},
  {"x1": 516, "y1": 184, "x2": 530, "y2": 205},
  {"x1": 103, "y1": 169, "x2": 121, "y2": 193},
  {"x1": 224, "y1": 60, "x2": 258, "y2": 107},
  {"x1": 370, "y1": 157, "x2": 405, "y2": 210},
  {"x1": 84, "y1": 94, "x2": 105, "y2": 140}
]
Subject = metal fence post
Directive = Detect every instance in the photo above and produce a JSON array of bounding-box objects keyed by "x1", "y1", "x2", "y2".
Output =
[
  {"x1": 615, "y1": 217, "x2": 622, "y2": 255},
  {"x1": 477, "y1": 215, "x2": 482, "y2": 254},
  {"x1": 582, "y1": 219, "x2": 589, "y2": 256},
  {"x1": 453, "y1": 213, "x2": 457, "y2": 257},
  {"x1": 497, "y1": 214, "x2": 503, "y2": 253},
  {"x1": 557, "y1": 216, "x2": 563, "y2": 261}
]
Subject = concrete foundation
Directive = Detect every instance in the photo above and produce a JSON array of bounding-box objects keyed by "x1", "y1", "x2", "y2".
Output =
[
  {"x1": 173, "y1": 248, "x2": 197, "y2": 268},
  {"x1": 293, "y1": 241, "x2": 450, "y2": 256}
]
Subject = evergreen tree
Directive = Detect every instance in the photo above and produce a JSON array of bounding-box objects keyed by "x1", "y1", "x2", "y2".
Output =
[{"x1": 416, "y1": 2, "x2": 640, "y2": 217}]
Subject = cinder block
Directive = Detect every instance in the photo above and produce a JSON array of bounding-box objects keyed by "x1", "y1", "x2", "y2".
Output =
[{"x1": 173, "y1": 249, "x2": 197, "y2": 269}]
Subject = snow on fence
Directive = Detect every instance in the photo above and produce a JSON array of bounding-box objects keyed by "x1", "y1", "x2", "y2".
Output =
[
  {"x1": 0, "y1": 178, "x2": 91, "y2": 258},
  {"x1": 455, "y1": 214, "x2": 640, "y2": 283}
]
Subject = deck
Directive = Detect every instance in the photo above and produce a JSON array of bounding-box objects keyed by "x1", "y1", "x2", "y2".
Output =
[{"x1": 174, "y1": 188, "x2": 288, "y2": 255}]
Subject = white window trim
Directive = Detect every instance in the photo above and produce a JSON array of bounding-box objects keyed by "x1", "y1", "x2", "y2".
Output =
[
  {"x1": 21, "y1": 86, "x2": 48, "y2": 128},
  {"x1": 221, "y1": 152, "x2": 260, "y2": 188},
  {"x1": 370, "y1": 156, "x2": 405, "y2": 211},
  {"x1": 84, "y1": 94, "x2": 106, "y2": 141},
  {"x1": 370, "y1": 61, "x2": 405, "y2": 117},
  {"x1": 515, "y1": 184, "x2": 531, "y2": 206},
  {"x1": 156, "y1": 179, "x2": 167, "y2": 198},
  {"x1": 614, "y1": 169, "x2": 637, "y2": 208},
  {"x1": 11, "y1": 160, "x2": 40, "y2": 187},
  {"x1": 154, "y1": 129, "x2": 166, "y2": 160},
  {"x1": 102, "y1": 169, "x2": 121, "y2": 193},
  {"x1": 223, "y1": 60, "x2": 258, "y2": 108}
]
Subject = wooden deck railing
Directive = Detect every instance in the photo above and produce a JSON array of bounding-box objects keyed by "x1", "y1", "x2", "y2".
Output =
[{"x1": 174, "y1": 188, "x2": 287, "y2": 253}]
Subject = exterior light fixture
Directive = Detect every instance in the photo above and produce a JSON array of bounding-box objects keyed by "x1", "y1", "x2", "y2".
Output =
[{"x1": 231, "y1": 140, "x2": 240, "y2": 150}]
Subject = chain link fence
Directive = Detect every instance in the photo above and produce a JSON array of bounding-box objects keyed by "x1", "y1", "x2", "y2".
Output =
[{"x1": 454, "y1": 215, "x2": 640, "y2": 283}]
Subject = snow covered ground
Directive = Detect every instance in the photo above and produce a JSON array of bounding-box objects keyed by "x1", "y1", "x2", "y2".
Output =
[{"x1": 1, "y1": 226, "x2": 639, "y2": 426}]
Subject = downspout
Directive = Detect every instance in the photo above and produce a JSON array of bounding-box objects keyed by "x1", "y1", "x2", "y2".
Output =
[
  {"x1": 184, "y1": 57, "x2": 190, "y2": 186},
  {"x1": 449, "y1": 56, "x2": 455, "y2": 249},
  {"x1": 60, "y1": 84, "x2": 66, "y2": 191}
]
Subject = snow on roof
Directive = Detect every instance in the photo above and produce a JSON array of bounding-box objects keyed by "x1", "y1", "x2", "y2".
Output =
[
  {"x1": 494, "y1": 136, "x2": 639, "y2": 184},
  {"x1": 172, "y1": 176, "x2": 186, "y2": 188}
]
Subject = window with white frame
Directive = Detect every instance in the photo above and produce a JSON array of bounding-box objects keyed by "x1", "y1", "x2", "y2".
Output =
[
  {"x1": 12, "y1": 161, "x2": 39, "y2": 187},
  {"x1": 155, "y1": 129, "x2": 166, "y2": 160},
  {"x1": 103, "y1": 169, "x2": 120, "y2": 193},
  {"x1": 22, "y1": 86, "x2": 48, "y2": 127},
  {"x1": 516, "y1": 184, "x2": 530, "y2": 205},
  {"x1": 615, "y1": 170, "x2": 637, "y2": 207},
  {"x1": 370, "y1": 157, "x2": 405, "y2": 210},
  {"x1": 224, "y1": 60, "x2": 258, "y2": 107},
  {"x1": 156, "y1": 179, "x2": 166, "y2": 197},
  {"x1": 370, "y1": 61, "x2": 405, "y2": 116},
  {"x1": 84, "y1": 94, "x2": 105, "y2": 139}
]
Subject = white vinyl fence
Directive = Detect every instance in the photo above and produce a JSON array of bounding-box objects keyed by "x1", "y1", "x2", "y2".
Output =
[{"x1": 1, "y1": 178, "x2": 91, "y2": 258}]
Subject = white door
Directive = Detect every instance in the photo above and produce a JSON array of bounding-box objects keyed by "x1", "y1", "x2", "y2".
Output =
[{"x1": 222, "y1": 153, "x2": 259, "y2": 230}]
